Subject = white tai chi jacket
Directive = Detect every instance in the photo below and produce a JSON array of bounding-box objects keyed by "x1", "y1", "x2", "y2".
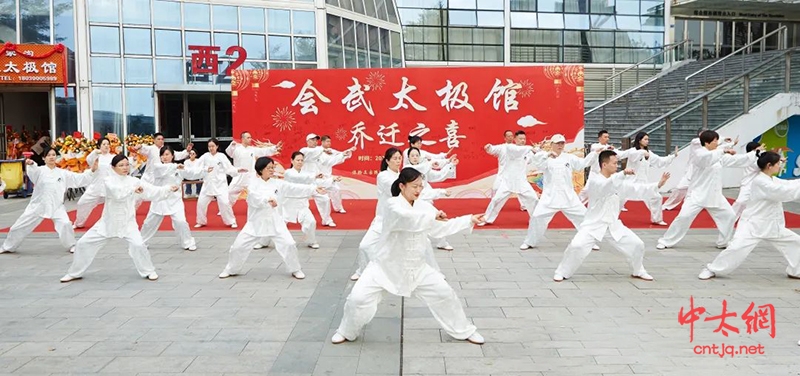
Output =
[
  {"x1": 486, "y1": 144, "x2": 536, "y2": 193},
  {"x1": 83, "y1": 151, "x2": 115, "y2": 196},
  {"x1": 26, "y1": 165, "x2": 95, "y2": 218},
  {"x1": 686, "y1": 148, "x2": 757, "y2": 208},
  {"x1": 226, "y1": 142, "x2": 277, "y2": 181},
  {"x1": 736, "y1": 173, "x2": 800, "y2": 239},
  {"x1": 242, "y1": 177, "x2": 317, "y2": 237},
  {"x1": 407, "y1": 160, "x2": 454, "y2": 202},
  {"x1": 587, "y1": 143, "x2": 640, "y2": 175},
  {"x1": 280, "y1": 169, "x2": 320, "y2": 222},
  {"x1": 197, "y1": 152, "x2": 238, "y2": 196},
  {"x1": 149, "y1": 163, "x2": 203, "y2": 216},
  {"x1": 140, "y1": 144, "x2": 189, "y2": 183},
  {"x1": 581, "y1": 172, "x2": 660, "y2": 241},
  {"x1": 528, "y1": 151, "x2": 596, "y2": 211},
  {"x1": 317, "y1": 148, "x2": 350, "y2": 185},
  {"x1": 368, "y1": 197, "x2": 474, "y2": 296},
  {"x1": 625, "y1": 149, "x2": 675, "y2": 182},
  {"x1": 94, "y1": 174, "x2": 173, "y2": 238}
]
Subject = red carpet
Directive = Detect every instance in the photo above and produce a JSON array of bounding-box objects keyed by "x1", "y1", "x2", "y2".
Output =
[{"x1": 3, "y1": 198, "x2": 800, "y2": 233}]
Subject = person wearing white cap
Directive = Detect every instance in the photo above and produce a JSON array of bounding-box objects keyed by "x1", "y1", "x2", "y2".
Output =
[
  {"x1": 480, "y1": 130, "x2": 540, "y2": 226},
  {"x1": 553, "y1": 150, "x2": 666, "y2": 282},
  {"x1": 520, "y1": 133, "x2": 598, "y2": 250},
  {"x1": 300, "y1": 133, "x2": 336, "y2": 227},
  {"x1": 657, "y1": 130, "x2": 757, "y2": 250},
  {"x1": 225, "y1": 131, "x2": 280, "y2": 207}
]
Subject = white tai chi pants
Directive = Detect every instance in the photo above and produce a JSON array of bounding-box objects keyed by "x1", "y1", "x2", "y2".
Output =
[
  {"x1": 74, "y1": 190, "x2": 104, "y2": 228},
  {"x1": 64, "y1": 227, "x2": 156, "y2": 278},
  {"x1": 196, "y1": 193, "x2": 236, "y2": 226},
  {"x1": 662, "y1": 175, "x2": 690, "y2": 211},
  {"x1": 621, "y1": 194, "x2": 665, "y2": 223},
  {"x1": 731, "y1": 186, "x2": 751, "y2": 221},
  {"x1": 483, "y1": 186, "x2": 539, "y2": 224},
  {"x1": 705, "y1": 228, "x2": 800, "y2": 277},
  {"x1": 227, "y1": 173, "x2": 250, "y2": 206},
  {"x1": 353, "y1": 221, "x2": 381, "y2": 277},
  {"x1": 658, "y1": 201, "x2": 736, "y2": 248},
  {"x1": 140, "y1": 210, "x2": 197, "y2": 249},
  {"x1": 555, "y1": 227, "x2": 648, "y2": 279},
  {"x1": 222, "y1": 231, "x2": 302, "y2": 275},
  {"x1": 578, "y1": 171, "x2": 599, "y2": 206},
  {"x1": 277, "y1": 208, "x2": 317, "y2": 245},
  {"x1": 312, "y1": 192, "x2": 334, "y2": 225},
  {"x1": 2, "y1": 210, "x2": 76, "y2": 252},
  {"x1": 336, "y1": 263, "x2": 476, "y2": 341},
  {"x1": 327, "y1": 181, "x2": 344, "y2": 212},
  {"x1": 523, "y1": 204, "x2": 586, "y2": 247}
]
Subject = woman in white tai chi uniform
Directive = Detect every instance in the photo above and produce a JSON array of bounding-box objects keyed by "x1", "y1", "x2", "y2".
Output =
[
  {"x1": 699, "y1": 151, "x2": 800, "y2": 280},
  {"x1": 61, "y1": 154, "x2": 178, "y2": 282},
  {"x1": 554, "y1": 150, "x2": 669, "y2": 282},
  {"x1": 730, "y1": 142, "x2": 763, "y2": 220},
  {"x1": 183, "y1": 149, "x2": 202, "y2": 197},
  {"x1": 194, "y1": 138, "x2": 246, "y2": 229},
  {"x1": 657, "y1": 130, "x2": 756, "y2": 250},
  {"x1": 619, "y1": 131, "x2": 677, "y2": 225},
  {"x1": 331, "y1": 167, "x2": 485, "y2": 345},
  {"x1": 350, "y1": 147, "x2": 402, "y2": 281},
  {"x1": 406, "y1": 147, "x2": 458, "y2": 251},
  {"x1": 1, "y1": 149, "x2": 97, "y2": 254},
  {"x1": 403, "y1": 135, "x2": 453, "y2": 169},
  {"x1": 218, "y1": 156, "x2": 321, "y2": 280},
  {"x1": 74, "y1": 138, "x2": 116, "y2": 228},
  {"x1": 140, "y1": 146, "x2": 203, "y2": 251},
  {"x1": 280, "y1": 151, "x2": 328, "y2": 249}
]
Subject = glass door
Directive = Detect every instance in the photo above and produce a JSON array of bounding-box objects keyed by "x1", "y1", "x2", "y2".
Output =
[{"x1": 157, "y1": 92, "x2": 232, "y2": 154}]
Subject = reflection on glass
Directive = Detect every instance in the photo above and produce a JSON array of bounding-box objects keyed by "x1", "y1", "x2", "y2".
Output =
[
  {"x1": 510, "y1": 12, "x2": 537, "y2": 28},
  {"x1": 243, "y1": 34, "x2": 266, "y2": 59},
  {"x1": 125, "y1": 58, "x2": 153, "y2": 84},
  {"x1": 369, "y1": 25, "x2": 380, "y2": 52},
  {"x1": 343, "y1": 18, "x2": 356, "y2": 48},
  {"x1": 641, "y1": 16, "x2": 663, "y2": 32},
  {"x1": 89, "y1": 0, "x2": 119, "y2": 23},
  {"x1": 477, "y1": 0, "x2": 503, "y2": 10},
  {"x1": 477, "y1": 11, "x2": 503, "y2": 27},
  {"x1": 214, "y1": 94, "x2": 232, "y2": 138},
  {"x1": 20, "y1": 0, "x2": 50, "y2": 44},
  {"x1": 185, "y1": 31, "x2": 211, "y2": 55},
  {"x1": 156, "y1": 59, "x2": 183, "y2": 84},
  {"x1": 184, "y1": 3, "x2": 210, "y2": 29},
  {"x1": 126, "y1": 87, "x2": 156, "y2": 135},
  {"x1": 92, "y1": 57, "x2": 121, "y2": 83},
  {"x1": 564, "y1": 14, "x2": 590, "y2": 30},
  {"x1": 268, "y1": 9, "x2": 291, "y2": 34},
  {"x1": 375, "y1": 0, "x2": 389, "y2": 21},
  {"x1": 363, "y1": 0, "x2": 378, "y2": 18},
  {"x1": 187, "y1": 94, "x2": 211, "y2": 138},
  {"x1": 538, "y1": 0, "x2": 561, "y2": 12},
  {"x1": 615, "y1": 0, "x2": 639, "y2": 15},
  {"x1": 539, "y1": 13, "x2": 564, "y2": 29},
  {"x1": 339, "y1": 0, "x2": 354, "y2": 12},
  {"x1": 295, "y1": 63, "x2": 317, "y2": 69},
  {"x1": 92, "y1": 87, "x2": 123, "y2": 136},
  {"x1": 294, "y1": 37, "x2": 316, "y2": 61},
  {"x1": 344, "y1": 49, "x2": 357, "y2": 67},
  {"x1": 616, "y1": 15, "x2": 641, "y2": 31},
  {"x1": 155, "y1": 29, "x2": 181, "y2": 56},
  {"x1": 591, "y1": 15, "x2": 615, "y2": 29},
  {"x1": 449, "y1": 11, "x2": 477, "y2": 26},
  {"x1": 124, "y1": 28, "x2": 152, "y2": 55},
  {"x1": 91, "y1": 26, "x2": 120, "y2": 54},
  {"x1": 328, "y1": 14, "x2": 342, "y2": 44},
  {"x1": 240, "y1": 7, "x2": 265, "y2": 33},
  {"x1": 56, "y1": 88, "x2": 79, "y2": 136},
  {"x1": 510, "y1": 0, "x2": 534, "y2": 11},
  {"x1": 0, "y1": 0, "x2": 16, "y2": 43},
  {"x1": 351, "y1": 0, "x2": 365, "y2": 14},
  {"x1": 293, "y1": 11, "x2": 316, "y2": 35},
  {"x1": 451, "y1": 0, "x2": 476, "y2": 9},
  {"x1": 269, "y1": 62, "x2": 292, "y2": 69},
  {"x1": 358, "y1": 50, "x2": 367, "y2": 67},
  {"x1": 380, "y1": 28, "x2": 390, "y2": 55},
  {"x1": 54, "y1": 0, "x2": 75, "y2": 49},
  {"x1": 386, "y1": 0, "x2": 399, "y2": 23},
  {"x1": 213, "y1": 5, "x2": 238, "y2": 30},
  {"x1": 391, "y1": 31, "x2": 402, "y2": 65},
  {"x1": 154, "y1": 1, "x2": 181, "y2": 28},
  {"x1": 122, "y1": 0, "x2": 151, "y2": 25},
  {"x1": 268, "y1": 35, "x2": 291, "y2": 60},
  {"x1": 214, "y1": 33, "x2": 238, "y2": 52}
]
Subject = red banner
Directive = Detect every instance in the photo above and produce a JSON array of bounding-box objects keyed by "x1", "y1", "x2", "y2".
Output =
[{"x1": 232, "y1": 66, "x2": 584, "y2": 186}]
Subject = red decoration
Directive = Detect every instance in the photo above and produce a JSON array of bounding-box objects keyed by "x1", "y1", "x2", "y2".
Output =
[
  {"x1": 0, "y1": 42, "x2": 68, "y2": 95},
  {"x1": 93, "y1": 132, "x2": 101, "y2": 140}
]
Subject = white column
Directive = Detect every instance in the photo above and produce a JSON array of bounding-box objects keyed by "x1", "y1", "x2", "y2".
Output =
[
  {"x1": 74, "y1": 0, "x2": 93, "y2": 136},
  {"x1": 316, "y1": 0, "x2": 328, "y2": 69}
]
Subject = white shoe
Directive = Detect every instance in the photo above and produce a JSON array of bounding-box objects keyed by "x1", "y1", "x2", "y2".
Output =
[
  {"x1": 147, "y1": 273, "x2": 158, "y2": 281},
  {"x1": 621, "y1": 208, "x2": 628, "y2": 212},
  {"x1": 591, "y1": 245, "x2": 600, "y2": 251},
  {"x1": 520, "y1": 206, "x2": 527, "y2": 211},
  {"x1": 350, "y1": 273, "x2": 360, "y2": 281},
  {"x1": 654, "y1": 221, "x2": 668, "y2": 226},
  {"x1": 656, "y1": 243, "x2": 667, "y2": 250},
  {"x1": 553, "y1": 274, "x2": 565, "y2": 282},
  {"x1": 698, "y1": 268, "x2": 715, "y2": 280},
  {"x1": 0, "y1": 248, "x2": 13, "y2": 254},
  {"x1": 519, "y1": 244, "x2": 532, "y2": 250},
  {"x1": 219, "y1": 271, "x2": 236, "y2": 279},
  {"x1": 633, "y1": 273, "x2": 654, "y2": 281},
  {"x1": 466, "y1": 332, "x2": 485, "y2": 345},
  {"x1": 230, "y1": 223, "x2": 238, "y2": 229},
  {"x1": 186, "y1": 245, "x2": 197, "y2": 251},
  {"x1": 194, "y1": 224, "x2": 204, "y2": 228},
  {"x1": 309, "y1": 243, "x2": 320, "y2": 249},
  {"x1": 716, "y1": 244, "x2": 727, "y2": 249},
  {"x1": 331, "y1": 333, "x2": 347, "y2": 344},
  {"x1": 217, "y1": 211, "x2": 221, "y2": 216},
  {"x1": 324, "y1": 222, "x2": 337, "y2": 227},
  {"x1": 292, "y1": 271, "x2": 306, "y2": 279},
  {"x1": 253, "y1": 244, "x2": 267, "y2": 249},
  {"x1": 68, "y1": 246, "x2": 75, "y2": 254},
  {"x1": 60, "y1": 274, "x2": 81, "y2": 283},
  {"x1": 338, "y1": 209, "x2": 347, "y2": 214},
  {"x1": 437, "y1": 244, "x2": 454, "y2": 251}
]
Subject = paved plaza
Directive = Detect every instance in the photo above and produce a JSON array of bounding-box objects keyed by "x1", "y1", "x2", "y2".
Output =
[{"x1": 0, "y1": 194, "x2": 799, "y2": 376}]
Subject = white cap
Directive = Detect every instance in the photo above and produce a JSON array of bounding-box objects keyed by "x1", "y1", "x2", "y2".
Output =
[
  {"x1": 551, "y1": 134, "x2": 566, "y2": 143},
  {"x1": 306, "y1": 133, "x2": 319, "y2": 141}
]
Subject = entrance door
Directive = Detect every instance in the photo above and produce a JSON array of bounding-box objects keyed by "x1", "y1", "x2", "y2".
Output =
[{"x1": 157, "y1": 92, "x2": 232, "y2": 154}]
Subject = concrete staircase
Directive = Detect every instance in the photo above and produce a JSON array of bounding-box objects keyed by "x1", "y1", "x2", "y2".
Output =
[{"x1": 584, "y1": 50, "x2": 793, "y2": 154}]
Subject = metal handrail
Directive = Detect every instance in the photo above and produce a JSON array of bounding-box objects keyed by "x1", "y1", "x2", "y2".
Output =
[
  {"x1": 586, "y1": 39, "x2": 693, "y2": 116},
  {"x1": 624, "y1": 48, "x2": 795, "y2": 143},
  {"x1": 684, "y1": 26, "x2": 787, "y2": 98}
]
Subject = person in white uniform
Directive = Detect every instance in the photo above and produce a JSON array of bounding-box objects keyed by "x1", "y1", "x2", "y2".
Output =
[
  {"x1": 60, "y1": 154, "x2": 178, "y2": 282},
  {"x1": 403, "y1": 135, "x2": 453, "y2": 170},
  {"x1": 480, "y1": 130, "x2": 540, "y2": 226},
  {"x1": 554, "y1": 150, "x2": 669, "y2": 282},
  {"x1": 578, "y1": 130, "x2": 640, "y2": 207},
  {"x1": 521, "y1": 134, "x2": 597, "y2": 250},
  {"x1": 194, "y1": 138, "x2": 246, "y2": 229},
  {"x1": 620, "y1": 131, "x2": 677, "y2": 225},
  {"x1": 140, "y1": 146, "x2": 203, "y2": 251},
  {"x1": 133, "y1": 133, "x2": 192, "y2": 207},
  {"x1": 657, "y1": 130, "x2": 757, "y2": 250},
  {"x1": 74, "y1": 138, "x2": 116, "y2": 228},
  {"x1": 1, "y1": 148, "x2": 97, "y2": 254},
  {"x1": 218, "y1": 156, "x2": 321, "y2": 280},
  {"x1": 183, "y1": 149, "x2": 203, "y2": 197},
  {"x1": 662, "y1": 129, "x2": 738, "y2": 211},
  {"x1": 319, "y1": 135, "x2": 355, "y2": 214},
  {"x1": 331, "y1": 167, "x2": 485, "y2": 345},
  {"x1": 698, "y1": 151, "x2": 800, "y2": 280},
  {"x1": 731, "y1": 142, "x2": 763, "y2": 221},
  {"x1": 350, "y1": 147, "x2": 402, "y2": 281},
  {"x1": 225, "y1": 131, "x2": 280, "y2": 206},
  {"x1": 300, "y1": 133, "x2": 336, "y2": 227},
  {"x1": 495, "y1": 130, "x2": 528, "y2": 210},
  {"x1": 406, "y1": 147, "x2": 458, "y2": 252},
  {"x1": 280, "y1": 151, "x2": 328, "y2": 249}
]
